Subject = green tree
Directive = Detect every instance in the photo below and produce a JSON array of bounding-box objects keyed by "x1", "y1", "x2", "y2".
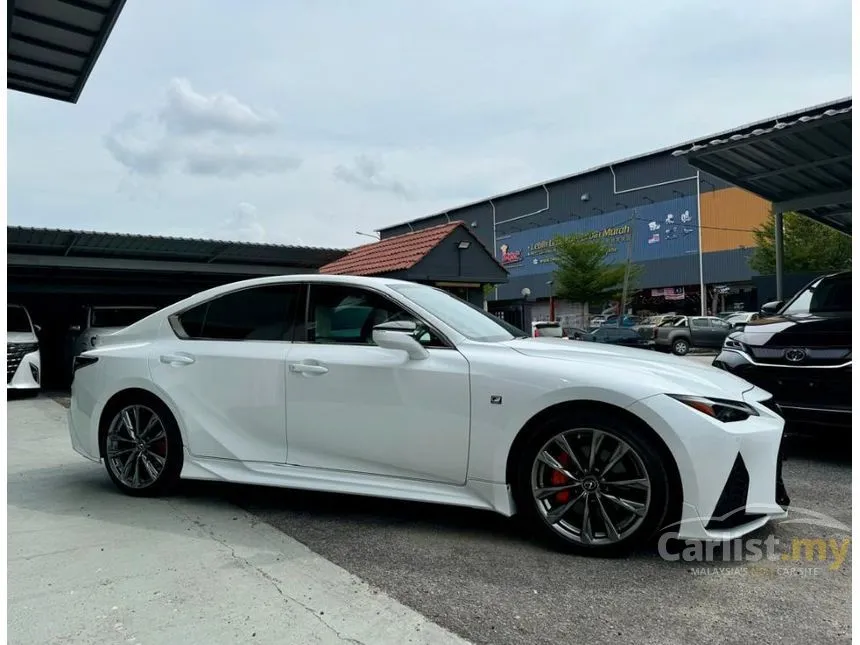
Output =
[
  {"x1": 749, "y1": 211, "x2": 851, "y2": 275},
  {"x1": 551, "y1": 232, "x2": 642, "y2": 308}
]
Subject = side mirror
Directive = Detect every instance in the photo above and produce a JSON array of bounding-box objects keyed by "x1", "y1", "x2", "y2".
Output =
[
  {"x1": 372, "y1": 320, "x2": 429, "y2": 360},
  {"x1": 760, "y1": 301, "x2": 784, "y2": 316},
  {"x1": 34, "y1": 324, "x2": 41, "y2": 334},
  {"x1": 69, "y1": 324, "x2": 81, "y2": 333}
]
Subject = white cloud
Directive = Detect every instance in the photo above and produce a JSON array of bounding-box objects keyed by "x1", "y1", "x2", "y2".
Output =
[
  {"x1": 214, "y1": 202, "x2": 267, "y2": 243},
  {"x1": 160, "y1": 78, "x2": 278, "y2": 136},
  {"x1": 103, "y1": 78, "x2": 298, "y2": 179}
]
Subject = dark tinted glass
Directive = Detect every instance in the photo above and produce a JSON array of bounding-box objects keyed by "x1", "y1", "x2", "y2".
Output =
[
  {"x1": 91, "y1": 307, "x2": 156, "y2": 328},
  {"x1": 783, "y1": 273, "x2": 851, "y2": 315},
  {"x1": 8, "y1": 306, "x2": 31, "y2": 333},
  {"x1": 177, "y1": 284, "x2": 301, "y2": 341}
]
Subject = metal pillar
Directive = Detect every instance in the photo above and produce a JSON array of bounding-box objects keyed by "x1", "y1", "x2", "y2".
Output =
[{"x1": 774, "y1": 211, "x2": 784, "y2": 301}]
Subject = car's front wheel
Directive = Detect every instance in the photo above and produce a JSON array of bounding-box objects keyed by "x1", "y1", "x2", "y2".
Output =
[
  {"x1": 100, "y1": 395, "x2": 183, "y2": 497},
  {"x1": 512, "y1": 409, "x2": 673, "y2": 557}
]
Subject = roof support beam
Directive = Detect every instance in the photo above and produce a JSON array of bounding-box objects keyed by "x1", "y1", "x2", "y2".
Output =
[
  {"x1": 7, "y1": 254, "x2": 314, "y2": 276},
  {"x1": 774, "y1": 190, "x2": 852, "y2": 213}
]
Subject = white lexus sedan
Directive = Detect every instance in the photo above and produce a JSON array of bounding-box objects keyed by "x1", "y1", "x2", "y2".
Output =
[{"x1": 69, "y1": 275, "x2": 789, "y2": 556}]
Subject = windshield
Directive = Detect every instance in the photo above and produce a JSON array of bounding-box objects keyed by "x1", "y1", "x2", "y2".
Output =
[
  {"x1": 8, "y1": 306, "x2": 32, "y2": 333},
  {"x1": 389, "y1": 284, "x2": 526, "y2": 342},
  {"x1": 91, "y1": 307, "x2": 157, "y2": 328},
  {"x1": 781, "y1": 273, "x2": 851, "y2": 315}
]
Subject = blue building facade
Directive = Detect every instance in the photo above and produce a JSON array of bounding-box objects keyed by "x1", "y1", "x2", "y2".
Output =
[{"x1": 378, "y1": 147, "x2": 765, "y2": 317}]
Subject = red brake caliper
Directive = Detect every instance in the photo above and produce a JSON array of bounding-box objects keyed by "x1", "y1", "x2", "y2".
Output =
[{"x1": 551, "y1": 452, "x2": 571, "y2": 503}]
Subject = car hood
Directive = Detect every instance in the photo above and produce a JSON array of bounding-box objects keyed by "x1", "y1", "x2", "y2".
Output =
[
  {"x1": 7, "y1": 331, "x2": 37, "y2": 344},
  {"x1": 504, "y1": 338, "x2": 759, "y2": 400},
  {"x1": 737, "y1": 313, "x2": 851, "y2": 347}
]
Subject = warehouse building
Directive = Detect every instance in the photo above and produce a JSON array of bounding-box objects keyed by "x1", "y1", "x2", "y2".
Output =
[{"x1": 377, "y1": 98, "x2": 852, "y2": 326}]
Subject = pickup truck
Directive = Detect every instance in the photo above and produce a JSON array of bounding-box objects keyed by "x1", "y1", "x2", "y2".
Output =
[{"x1": 653, "y1": 315, "x2": 733, "y2": 355}]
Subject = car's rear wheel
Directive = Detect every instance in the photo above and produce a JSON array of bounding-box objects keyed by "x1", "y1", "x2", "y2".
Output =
[
  {"x1": 512, "y1": 410, "x2": 672, "y2": 557},
  {"x1": 671, "y1": 339, "x2": 689, "y2": 356},
  {"x1": 100, "y1": 396, "x2": 183, "y2": 497}
]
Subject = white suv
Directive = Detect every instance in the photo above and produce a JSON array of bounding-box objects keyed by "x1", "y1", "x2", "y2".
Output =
[
  {"x1": 530, "y1": 321, "x2": 564, "y2": 338},
  {"x1": 7, "y1": 304, "x2": 41, "y2": 394}
]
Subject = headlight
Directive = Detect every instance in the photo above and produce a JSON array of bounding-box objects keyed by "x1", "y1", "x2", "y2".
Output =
[
  {"x1": 668, "y1": 394, "x2": 759, "y2": 423},
  {"x1": 723, "y1": 333, "x2": 748, "y2": 353}
]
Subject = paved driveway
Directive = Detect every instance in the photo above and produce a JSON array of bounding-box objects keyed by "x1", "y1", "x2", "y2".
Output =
[
  {"x1": 7, "y1": 397, "x2": 468, "y2": 645},
  {"x1": 232, "y1": 433, "x2": 851, "y2": 645}
]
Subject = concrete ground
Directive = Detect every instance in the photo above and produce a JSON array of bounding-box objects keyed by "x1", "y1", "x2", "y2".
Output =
[{"x1": 7, "y1": 397, "x2": 469, "y2": 645}]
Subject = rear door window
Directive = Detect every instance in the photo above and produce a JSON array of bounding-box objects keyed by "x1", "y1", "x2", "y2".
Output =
[{"x1": 175, "y1": 284, "x2": 303, "y2": 341}]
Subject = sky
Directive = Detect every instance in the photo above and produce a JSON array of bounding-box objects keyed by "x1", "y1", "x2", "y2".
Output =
[{"x1": 7, "y1": 0, "x2": 853, "y2": 250}]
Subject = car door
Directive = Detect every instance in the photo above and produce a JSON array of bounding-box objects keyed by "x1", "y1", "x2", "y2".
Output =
[
  {"x1": 708, "y1": 317, "x2": 733, "y2": 346},
  {"x1": 285, "y1": 282, "x2": 471, "y2": 485},
  {"x1": 148, "y1": 283, "x2": 302, "y2": 463},
  {"x1": 688, "y1": 317, "x2": 712, "y2": 346}
]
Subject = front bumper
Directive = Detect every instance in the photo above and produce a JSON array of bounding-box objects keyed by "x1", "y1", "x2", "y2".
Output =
[
  {"x1": 7, "y1": 345, "x2": 40, "y2": 390},
  {"x1": 713, "y1": 349, "x2": 852, "y2": 430},
  {"x1": 627, "y1": 390, "x2": 789, "y2": 541}
]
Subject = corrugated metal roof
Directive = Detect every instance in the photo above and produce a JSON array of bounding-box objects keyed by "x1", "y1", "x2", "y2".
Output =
[
  {"x1": 377, "y1": 97, "x2": 852, "y2": 233},
  {"x1": 7, "y1": 225, "x2": 348, "y2": 268},
  {"x1": 673, "y1": 102, "x2": 851, "y2": 235},
  {"x1": 7, "y1": 0, "x2": 128, "y2": 103},
  {"x1": 320, "y1": 221, "x2": 462, "y2": 276}
]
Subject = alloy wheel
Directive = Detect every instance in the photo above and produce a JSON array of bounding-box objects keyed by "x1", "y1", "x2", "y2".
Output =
[
  {"x1": 530, "y1": 428, "x2": 652, "y2": 546},
  {"x1": 105, "y1": 405, "x2": 169, "y2": 489}
]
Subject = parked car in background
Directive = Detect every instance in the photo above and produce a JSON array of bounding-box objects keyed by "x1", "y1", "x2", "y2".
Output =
[
  {"x1": 723, "y1": 311, "x2": 760, "y2": 330},
  {"x1": 563, "y1": 326, "x2": 590, "y2": 340},
  {"x1": 7, "y1": 304, "x2": 41, "y2": 394},
  {"x1": 653, "y1": 315, "x2": 733, "y2": 355},
  {"x1": 598, "y1": 315, "x2": 639, "y2": 328},
  {"x1": 531, "y1": 321, "x2": 564, "y2": 338},
  {"x1": 583, "y1": 326, "x2": 650, "y2": 348},
  {"x1": 71, "y1": 305, "x2": 158, "y2": 361},
  {"x1": 69, "y1": 274, "x2": 789, "y2": 557},
  {"x1": 588, "y1": 315, "x2": 608, "y2": 327},
  {"x1": 632, "y1": 314, "x2": 680, "y2": 341},
  {"x1": 713, "y1": 270, "x2": 851, "y2": 432}
]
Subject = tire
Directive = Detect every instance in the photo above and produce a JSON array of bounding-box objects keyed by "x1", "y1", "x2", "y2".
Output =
[
  {"x1": 511, "y1": 408, "x2": 673, "y2": 557},
  {"x1": 99, "y1": 393, "x2": 184, "y2": 497},
  {"x1": 671, "y1": 338, "x2": 690, "y2": 356}
]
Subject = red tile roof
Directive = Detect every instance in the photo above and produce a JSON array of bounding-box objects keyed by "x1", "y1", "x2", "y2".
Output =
[{"x1": 320, "y1": 221, "x2": 464, "y2": 276}]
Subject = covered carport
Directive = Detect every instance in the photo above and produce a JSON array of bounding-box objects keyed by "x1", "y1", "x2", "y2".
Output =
[
  {"x1": 7, "y1": 0, "x2": 127, "y2": 103},
  {"x1": 8, "y1": 226, "x2": 346, "y2": 388},
  {"x1": 673, "y1": 98, "x2": 851, "y2": 301}
]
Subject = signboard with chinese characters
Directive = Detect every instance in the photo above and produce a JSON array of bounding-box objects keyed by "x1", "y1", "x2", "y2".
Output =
[{"x1": 496, "y1": 195, "x2": 699, "y2": 277}]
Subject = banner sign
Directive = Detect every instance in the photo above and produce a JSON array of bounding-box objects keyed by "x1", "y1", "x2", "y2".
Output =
[{"x1": 496, "y1": 195, "x2": 699, "y2": 277}]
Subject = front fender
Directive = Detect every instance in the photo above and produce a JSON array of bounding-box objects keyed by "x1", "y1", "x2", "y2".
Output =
[{"x1": 467, "y1": 383, "x2": 642, "y2": 484}]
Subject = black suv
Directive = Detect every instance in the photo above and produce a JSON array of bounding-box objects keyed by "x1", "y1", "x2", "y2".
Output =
[{"x1": 712, "y1": 270, "x2": 851, "y2": 431}]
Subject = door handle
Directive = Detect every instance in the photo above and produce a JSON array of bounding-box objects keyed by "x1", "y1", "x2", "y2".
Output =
[
  {"x1": 289, "y1": 362, "x2": 329, "y2": 375},
  {"x1": 160, "y1": 352, "x2": 195, "y2": 366}
]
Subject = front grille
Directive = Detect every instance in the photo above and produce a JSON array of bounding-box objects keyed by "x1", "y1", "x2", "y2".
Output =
[
  {"x1": 706, "y1": 454, "x2": 765, "y2": 530},
  {"x1": 748, "y1": 346, "x2": 850, "y2": 366},
  {"x1": 7, "y1": 343, "x2": 38, "y2": 383},
  {"x1": 740, "y1": 367, "x2": 851, "y2": 408}
]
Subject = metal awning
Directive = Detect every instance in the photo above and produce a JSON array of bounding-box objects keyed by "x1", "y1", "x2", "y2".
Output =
[
  {"x1": 7, "y1": 0, "x2": 127, "y2": 103},
  {"x1": 7, "y1": 226, "x2": 348, "y2": 276},
  {"x1": 673, "y1": 98, "x2": 852, "y2": 235}
]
